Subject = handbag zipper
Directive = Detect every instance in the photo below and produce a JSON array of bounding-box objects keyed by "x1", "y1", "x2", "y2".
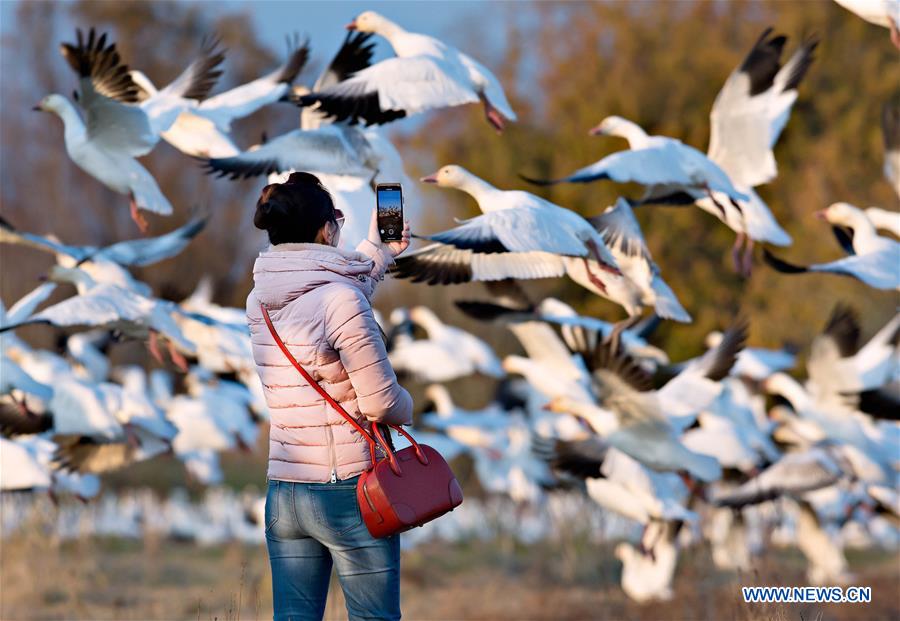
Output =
[{"x1": 326, "y1": 423, "x2": 338, "y2": 483}]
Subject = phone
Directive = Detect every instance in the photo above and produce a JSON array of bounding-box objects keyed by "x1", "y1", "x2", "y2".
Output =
[{"x1": 376, "y1": 183, "x2": 404, "y2": 242}]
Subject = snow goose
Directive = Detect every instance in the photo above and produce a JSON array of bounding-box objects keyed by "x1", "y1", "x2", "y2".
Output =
[
  {"x1": 541, "y1": 440, "x2": 695, "y2": 547},
  {"x1": 712, "y1": 445, "x2": 846, "y2": 508},
  {"x1": 699, "y1": 29, "x2": 817, "y2": 274},
  {"x1": 764, "y1": 372, "x2": 892, "y2": 476},
  {"x1": 795, "y1": 499, "x2": 854, "y2": 585},
  {"x1": 574, "y1": 198, "x2": 691, "y2": 322},
  {"x1": 293, "y1": 11, "x2": 516, "y2": 131},
  {"x1": 0, "y1": 266, "x2": 195, "y2": 370},
  {"x1": 704, "y1": 330, "x2": 796, "y2": 380},
  {"x1": 764, "y1": 202, "x2": 900, "y2": 290},
  {"x1": 0, "y1": 213, "x2": 206, "y2": 268},
  {"x1": 38, "y1": 30, "x2": 221, "y2": 230},
  {"x1": 52, "y1": 370, "x2": 177, "y2": 475},
  {"x1": 0, "y1": 436, "x2": 52, "y2": 492},
  {"x1": 492, "y1": 306, "x2": 598, "y2": 407},
  {"x1": 392, "y1": 165, "x2": 620, "y2": 293},
  {"x1": 264, "y1": 32, "x2": 413, "y2": 249},
  {"x1": 420, "y1": 384, "x2": 512, "y2": 435},
  {"x1": 455, "y1": 283, "x2": 670, "y2": 369},
  {"x1": 544, "y1": 337, "x2": 724, "y2": 482},
  {"x1": 833, "y1": 0, "x2": 900, "y2": 49},
  {"x1": 298, "y1": 32, "x2": 377, "y2": 130},
  {"x1": 133, "y1": 34, "x2": 309, "y2": 158},
  {"x1": 522, "y1": 115, "x2": 749, "y2": 211},
  {"x1": 615, "y1": 520, "x2": 682, "y2": 603},
  {"x1": 407, "y1": 306, "x2": 503, "y2": 377},
  {"x1": 202, "y1": 123, "x2": 380, "y2": 182},
  {"x1": 386, "y1": 308, "x2": 498, "y2": 382},
  {"x1": 805, "y1": 304, "x2": 900, "y2": 400}
]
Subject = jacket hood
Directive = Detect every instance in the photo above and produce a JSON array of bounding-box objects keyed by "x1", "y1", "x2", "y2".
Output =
[{"x1": 252, "y1": 243, "x2": 375, "y2": 308}]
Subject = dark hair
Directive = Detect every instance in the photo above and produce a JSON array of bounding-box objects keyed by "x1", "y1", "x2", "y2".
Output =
[{"x1": 253, "y1": 172, "x2": 337, "y2": 245}]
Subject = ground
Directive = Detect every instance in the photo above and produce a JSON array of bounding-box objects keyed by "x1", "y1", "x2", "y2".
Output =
[{"x1": 1, "y1": 529, "x2": 897, "y2": 621}]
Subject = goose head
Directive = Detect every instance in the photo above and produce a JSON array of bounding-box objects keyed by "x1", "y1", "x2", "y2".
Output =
[
  {"x1": 816, "y1": 202, "x2": 865, "y2": 229},
  {"x1": 346, "y1": 11, "x2": 392, "y2": 34},
  {"x1": 420, "y1": 164, "x2": 470, "y2": 188},
  {"x1": 32, "y1": 94, "x2": 71, "y2": 115},
  {"x1": 589, "y1": 115, "x2": 634, "y2": 137}
]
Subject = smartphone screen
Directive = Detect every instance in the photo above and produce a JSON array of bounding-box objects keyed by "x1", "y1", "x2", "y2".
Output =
[{"x1": 376, "y1": 184, "x2": 403, "y2": 242}]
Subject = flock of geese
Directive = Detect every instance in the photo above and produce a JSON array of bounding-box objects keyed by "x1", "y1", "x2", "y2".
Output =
[{"x1": 2, "y1": 3, "x2": 900, "y2": 604}]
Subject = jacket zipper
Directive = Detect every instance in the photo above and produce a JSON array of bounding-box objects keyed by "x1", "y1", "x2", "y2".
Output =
[{"x1": 326, "y1": 423, "x2": 337, "y2": 483}]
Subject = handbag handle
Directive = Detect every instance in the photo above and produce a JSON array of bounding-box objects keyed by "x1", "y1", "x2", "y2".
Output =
[{"x1": 261, "y1": 303, "x2": 419, "y2": 471}]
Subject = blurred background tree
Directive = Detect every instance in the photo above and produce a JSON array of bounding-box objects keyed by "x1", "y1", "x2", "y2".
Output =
[{"x1": 1, "y1": 0, "x2": 897, "y2": 369}]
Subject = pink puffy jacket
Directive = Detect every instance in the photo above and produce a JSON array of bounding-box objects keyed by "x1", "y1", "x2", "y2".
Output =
[{"x1": 246, "y1": 240, "x2": 413, "y2": 483}]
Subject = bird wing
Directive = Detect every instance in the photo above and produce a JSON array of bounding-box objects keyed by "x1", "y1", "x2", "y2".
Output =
[
  {"x1": 713, "y1": 448, "x2": 842, "y2": 508},
  {"x1": 198, "y1": 35, "x2": 307, "y2": 132},
  {"x1": 60, "y1": 28, "x2": 156, "y2": 156},
  {"x1": 154, "y1": 34, "x2": 225, "y2": 102},
  {"x1": 202, "y1": 126, "x2": 370, "y2": 180},
  {"x1": 295, "y1": 55, "x2": 478, "y2": 125},
  {"x1": 314, "y1": 32, "x2": 376, "y2": 91},
  {"x1": 0, "y1": 215, "x2": 94, "y2": 261},
  {"x1": 92, "y1": 216, "x2": 207, "y2": 266},
  {"x1": 425, "y1": 207, "x2": 592, "y2": 257},
  {"x1": 764, "y1": 247, "x2": 900, "y2": 290},
  {"x1": 709, "y1": 29, "x2": 817, "y2": 187},
  {"x1": 30, "y1": 284, "x2": 150, "y2": 329},
  {"x1": 681, "y1": 317, "x2": 749, "y2": 380},
  {"x1": 390, "y1": 242, "x2": 567, "y2": 284},
  {"x1": 59, "y1": 28, "x2": 140, "y2": 102},
  {"x1": 588, "y1": 198, "x2": 651, "y2": 261},
  {"x1": 509, "y1": 321, "x2": 587, "y2": 381},
  {"x1": 456, "y1": 51, "x2": 516, "y2": 120}
]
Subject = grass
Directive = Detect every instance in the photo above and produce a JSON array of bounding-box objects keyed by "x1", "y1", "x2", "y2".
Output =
[{"x1": 1, "y1": 524, "x2": 898, "y2": 621}]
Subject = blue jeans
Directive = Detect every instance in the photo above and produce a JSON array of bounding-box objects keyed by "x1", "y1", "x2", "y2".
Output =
[{"x1": 265, "y1": 477, "x2": 401, "y2": 621}]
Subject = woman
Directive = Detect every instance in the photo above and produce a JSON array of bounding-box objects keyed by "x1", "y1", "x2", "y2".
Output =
[{"x1": 246, "y1": 172, "x2": 413, "y2": 621}]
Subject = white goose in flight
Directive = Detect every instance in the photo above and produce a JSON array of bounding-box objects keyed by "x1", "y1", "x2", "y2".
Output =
[
  {"x1": 129, "y1": 34, "x2": 309, "y2": 158},
  {"x1": 764, "y1": 202, "x2": 900, "y2": 290},
  {"x1": 0, "y1": 266, "x2": 195, "y2": 370},
  {"x1": 522, "y1": 115, "x2": 749, "y2": 211},
  {"x1": 392, "y1": 165, "x2": 621, "y2": 294},
  {"x1": 699, "y1": 28, "x2": 817, "y2": 275},
  {"x1": 294, "y1": 11, "x2": 517, "y2": 132},
  {"x1": 35, "y1": 29, "x2": 223, "y2": 231}
]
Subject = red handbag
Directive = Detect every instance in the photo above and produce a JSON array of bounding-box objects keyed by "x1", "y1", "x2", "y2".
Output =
[{"x1": 261, "y1": 304, "x2": 463, "y2": 538}]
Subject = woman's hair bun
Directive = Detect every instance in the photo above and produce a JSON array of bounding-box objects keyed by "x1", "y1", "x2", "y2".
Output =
[
  {"x1": 253, "y1": 185, "x2": 285, "y2": 231},
  {"x1": 252, "y1": 173, "x2": 336, "y2": 245}
]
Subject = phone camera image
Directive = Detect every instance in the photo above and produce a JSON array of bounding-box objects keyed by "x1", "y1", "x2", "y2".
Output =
[{"x1": 377, "y1": 186, "x2": 403, "y2": 242}]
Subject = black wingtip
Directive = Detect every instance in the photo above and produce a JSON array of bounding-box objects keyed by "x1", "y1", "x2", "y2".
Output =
[
  {"x1": 823, "y1": 303, "x2": 860, "y2": 358},
  {"x1": 705, "y1": 316, "x2": 749, "y2": 381},
  {"x1": 454, "y1": 300, "x2": 521, "y2": 322},
  {"x1": 762, "y1": 248, "x2": 809, "y2": 274},
  {"x1": 518, "y1": 172, "x2": 559, "y2": 187},
  {"x1": 276, "y1": 33, "x2": 310, "y2": 84},
  {"x1": 0, "y1": 213, "x2": 15, "y2": 231}
]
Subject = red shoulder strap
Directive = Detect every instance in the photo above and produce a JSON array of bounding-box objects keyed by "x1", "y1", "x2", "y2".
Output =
[{"x1": 260, "y1": 303, "x2": 379, "y2": 457}]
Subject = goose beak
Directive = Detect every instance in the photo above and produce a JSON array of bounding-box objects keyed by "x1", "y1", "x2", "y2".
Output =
[
  {"x1": 420, "y1": 173, "x2": 439, "y2": 184},
  {"x1": 32, "y1": 104, "x2": 42, "y2": 112},
  {"x1": 588, "y1": 124, "x2": 606, "y2": 136},
  {"x1": 814, "y1": 210, "x2": 828, "y2": 221},
  {"x1": 346, "y1": 19, "x2": 358, "y2": 30}
]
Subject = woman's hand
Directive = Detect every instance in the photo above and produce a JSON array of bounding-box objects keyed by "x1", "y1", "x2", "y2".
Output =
[{"x1": 367, "y1": 209, "x2": 411, "y2": 258}]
